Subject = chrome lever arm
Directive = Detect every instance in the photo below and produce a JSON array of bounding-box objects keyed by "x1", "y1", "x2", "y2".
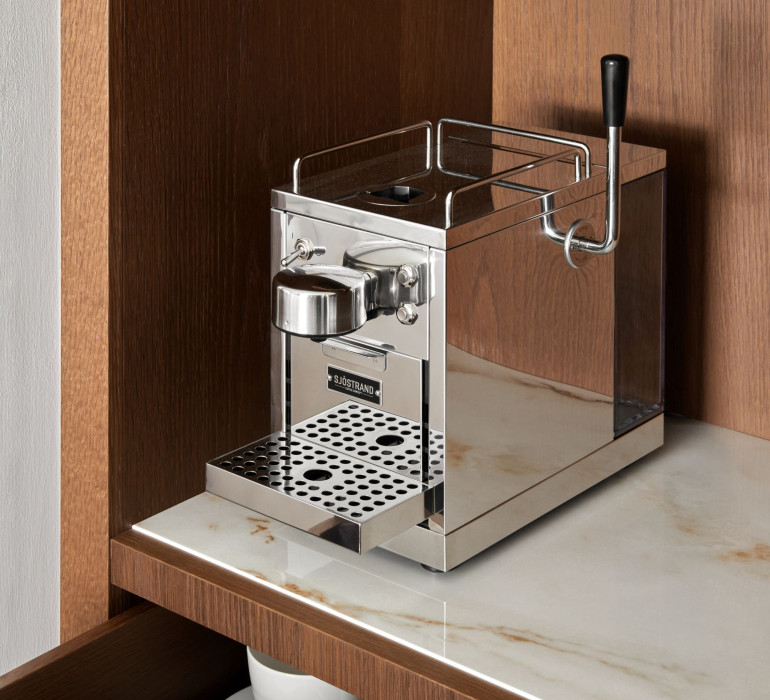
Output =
[{"x1": 554, "y1": 55, "x2": 629, "y2": 268}]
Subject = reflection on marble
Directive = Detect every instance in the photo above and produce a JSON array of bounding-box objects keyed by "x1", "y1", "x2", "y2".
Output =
[{"x1": 135, "y1": 418, "x2": 770, "y2": 699}]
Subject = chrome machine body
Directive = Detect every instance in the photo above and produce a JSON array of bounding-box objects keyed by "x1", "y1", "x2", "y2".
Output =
[{"x1": 207, "y1": 56, "x2": 667, "y2": 570}]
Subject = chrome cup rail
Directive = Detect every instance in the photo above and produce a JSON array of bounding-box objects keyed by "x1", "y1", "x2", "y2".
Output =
[
  {"x1": 439, "y1": 141, "x2": 585, "y2": 231},
  {"x1": 436, "y1": 117, "x2": 592, "y2": 181},
  {"x1": 434, "y1": 120, "x2": 593, "y2": 266},
  {"x1": 436, "y1": 55, "x2": 629, "y2": 268},
  {"x1": 289, "y1": 55, "x2": 629, "y2": 269},
  {"x1": 292, "y1": 120, "x2": 433, "y2": 193}
]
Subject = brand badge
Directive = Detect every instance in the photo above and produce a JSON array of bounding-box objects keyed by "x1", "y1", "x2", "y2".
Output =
[{"x1": 327, "y1": 365, "x2": 382, "y2": 405}]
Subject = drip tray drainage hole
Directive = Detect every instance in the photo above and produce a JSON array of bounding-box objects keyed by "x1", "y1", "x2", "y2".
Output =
[
  {"x1": 376, "y1": 434, "x2": 405, "y2": 447},
  {"x1": 303, "y1": 468, "x2": 333, "y2": 481}
]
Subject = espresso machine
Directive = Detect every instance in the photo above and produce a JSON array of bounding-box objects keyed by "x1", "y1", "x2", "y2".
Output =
[{"x1": 206, "y1": 56, "x2": 666, "y2": 570}]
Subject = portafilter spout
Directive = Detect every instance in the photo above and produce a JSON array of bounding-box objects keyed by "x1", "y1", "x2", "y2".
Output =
[
  {"x1": 272, "y1": 265, "x2": 376, "y2": 338},
  {"x1": 272, "y1": 241, "x2": 428, "y2": 338}
]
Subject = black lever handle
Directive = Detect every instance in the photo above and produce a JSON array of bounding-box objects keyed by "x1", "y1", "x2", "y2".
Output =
[{"x1": 601, "y1": 54, "x2": 630, "y2": 127}]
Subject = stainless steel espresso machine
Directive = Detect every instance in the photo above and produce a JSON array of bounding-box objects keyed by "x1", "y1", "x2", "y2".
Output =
[{"x1": 207, "y1": 56, "x2": 666, "y2": 570}]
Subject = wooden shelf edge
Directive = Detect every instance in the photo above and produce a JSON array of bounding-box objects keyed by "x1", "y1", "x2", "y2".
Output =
[
  {"x1": 0, "y1": 602, "x2": 248, "y2": 698},
  {"x1": 111, "y1": 530, "x2": 524, "y2": 700}
]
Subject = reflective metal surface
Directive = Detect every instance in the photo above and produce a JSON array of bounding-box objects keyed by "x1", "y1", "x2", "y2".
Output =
[
  {"x1": 437, "y1": 117, "x2": 592, "y2": 178},
  {"x1": 434, "y1": 119, "x2": 624, "y2": 266},
  {"x1": 272, "y1": 125, "x2": 665, "y2": 250},
  {"x1": 211, "y1": 115, "x2": 665, "y2": 569},
  {"x1": 560, "y1": 125, "x2": 624, "y2": 266},
  {"x1": 396, "y1": 264, "x2": 418, "y2": 287},
  {"x1": 291, "y1": 400, "x2": 445, "y2": 486},
  {"x1": 382, "y1": 414, "x2": 664, "y2": 571},
  {"x1": 443, "y1": 346, "x2": 614, "y2": 532},
  {"x1": 343, "y1": 240, "x2": 428, "y2": 310},
  {"x1": 396, "y1": 303, "x2": 418, "y2": 325},
  {"x1": 207, "y1": 430, "x2": 434, "y2": 554},
  {"x1": 576, "y1": 126, "x2": 621, "y2": 255},
  {"x1": 272, "y1": 264, "x2": 373, "y2": 337},
  {"x1": 321, "y1": 337, "x2": 387, "y2": 372},
  {"x1": 280, "y1": 236, "x2": 325, "y2": 267},
  {"x1": 289, "y1": 336, "x2": 423, "y2": 426},
  {"x1": 283, "y1": 215, "x2": 430, "y2": 359},
  {"x1": 270, "y1": 209, "x2": 287, "y2": 432}
]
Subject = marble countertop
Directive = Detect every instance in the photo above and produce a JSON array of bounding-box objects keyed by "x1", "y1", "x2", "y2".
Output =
[{"x1": 135, "y1": 417, "x2": 770, "y2": 699}]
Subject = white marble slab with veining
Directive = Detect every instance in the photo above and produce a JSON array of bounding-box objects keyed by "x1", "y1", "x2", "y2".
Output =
[{"x1": 134, "y1": 418, "x2": 770, "y2": 699}]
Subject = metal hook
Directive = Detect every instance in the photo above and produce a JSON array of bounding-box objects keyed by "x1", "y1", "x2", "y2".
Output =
[{"x1": 563, "y1": 219, "x2": 593, "y2": 269}]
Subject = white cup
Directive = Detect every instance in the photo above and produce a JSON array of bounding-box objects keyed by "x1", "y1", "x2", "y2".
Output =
[{"x1": 247, "y1": 647, "x2": 359, "y2": 700}]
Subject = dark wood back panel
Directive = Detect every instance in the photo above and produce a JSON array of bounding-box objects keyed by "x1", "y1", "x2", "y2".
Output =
[
  {"x1": 493, "y1": 0, "x2": 770, "y2": 439},
  {"x1": 108, "y1": 0, "x2": 492, "y2": 533},
  {"x1": 61, "y1": 0, "x2": 492, "y2": 635}
]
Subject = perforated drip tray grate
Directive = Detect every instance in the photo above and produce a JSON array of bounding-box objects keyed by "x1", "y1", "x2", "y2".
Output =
[
  {"x1": 292, "y1": 401, "x2": 445, "y2": 484},
  {"x1": 206, "y1": 430, "x2": 436, "y2": 554}
]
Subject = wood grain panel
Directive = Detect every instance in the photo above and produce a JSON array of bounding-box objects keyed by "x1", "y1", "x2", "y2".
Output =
[
  {"x1": 111, "y1": 531, "x2": 524, "y2": 700},
  {"x1": 63, "y1": 0, "x2": 493, "y2": 637},
  {"x1": 61, "y1": 0, "x2": 110, "y2": 642},
  {"x1": 0, "y1": 603, "x2": 248, "y2": 699},
  {"x1": 399, "y1": 0, "x2": 493, "y2": 125},
  {"x1": 493, "y1": 0, "x2": 770, "y2": 439},
  {"x1": 106, "y1": 0, "x2": 493, "y2": 551}
]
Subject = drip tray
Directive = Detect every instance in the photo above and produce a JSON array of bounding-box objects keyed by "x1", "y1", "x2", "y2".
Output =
[
  {"x1": 206, "y1": 431, "x2": 435, "y2": 554},
  {"x1": 292, "y1": 400, "x2": 445, "y2": 485}
]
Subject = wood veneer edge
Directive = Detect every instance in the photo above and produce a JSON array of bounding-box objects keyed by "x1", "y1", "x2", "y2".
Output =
[
  {"x1": 1, "y1": 604, "x2": 152, "y2": 686},
  {"x1": 111, "y1": 530, "x2": 524, "y2": 700},
  {"x1": 60, "y1": 0, "x2": 111, "y2": 642},
  {"x1": 0, "y1": 603, "x2": 249, "y2": 698}
]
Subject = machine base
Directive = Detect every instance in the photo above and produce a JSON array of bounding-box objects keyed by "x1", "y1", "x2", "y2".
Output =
[{"x1": 381, "y1": 413, "x2": 664, "y2": 571}]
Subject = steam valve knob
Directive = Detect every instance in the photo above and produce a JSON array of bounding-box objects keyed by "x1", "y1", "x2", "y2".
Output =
[
  {"x1": 396, "y1": 302, "x2": 418, "y2": 325},
  {"x1": 281, "y1": 237, "x2": 326, "y2": 267},
  {"x1": 396, "y1": 264, "x2": 419, "y2": 288}
]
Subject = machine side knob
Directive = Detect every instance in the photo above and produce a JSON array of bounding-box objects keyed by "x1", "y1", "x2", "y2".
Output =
[
  {"x1": 280, "y1": 237, "x2": 326, "y2": 267},
  {"x1": 396, "y1": 302, "x2": 418, "y2": 325},
  {"x1": 396, "y1": 263, "x2": 419, "y2": 288}
]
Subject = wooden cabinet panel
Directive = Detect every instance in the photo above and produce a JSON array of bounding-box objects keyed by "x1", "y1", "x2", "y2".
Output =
[
  {"x1": 61, "y1": 0, "x2": 111, "y2": 641},
  {"x1": 493, "y1": 0, "x2": 770, "y2": 439},
  {"x1": 0, "y1": 603, "x2": 248, "y2": 699},
  {"x1": 110, "y1": 531, "x2": 521, "y2": 700},
  {"x1": 62, "y1": 0, "x2": 493, "y2": 638}
]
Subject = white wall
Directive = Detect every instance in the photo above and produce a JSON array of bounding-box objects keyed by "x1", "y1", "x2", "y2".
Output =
[{"x1": 0, "y1": 0, "x2": 61, "y2": 675}]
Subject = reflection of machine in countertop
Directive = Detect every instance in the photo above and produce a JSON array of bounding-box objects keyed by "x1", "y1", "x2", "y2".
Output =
[
  {"x1": 206, "y1": 55, "x2": 667, "y2": 570},
  {"x1": 140, "y1": 417, "x2": 770, "y2": 700}
]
